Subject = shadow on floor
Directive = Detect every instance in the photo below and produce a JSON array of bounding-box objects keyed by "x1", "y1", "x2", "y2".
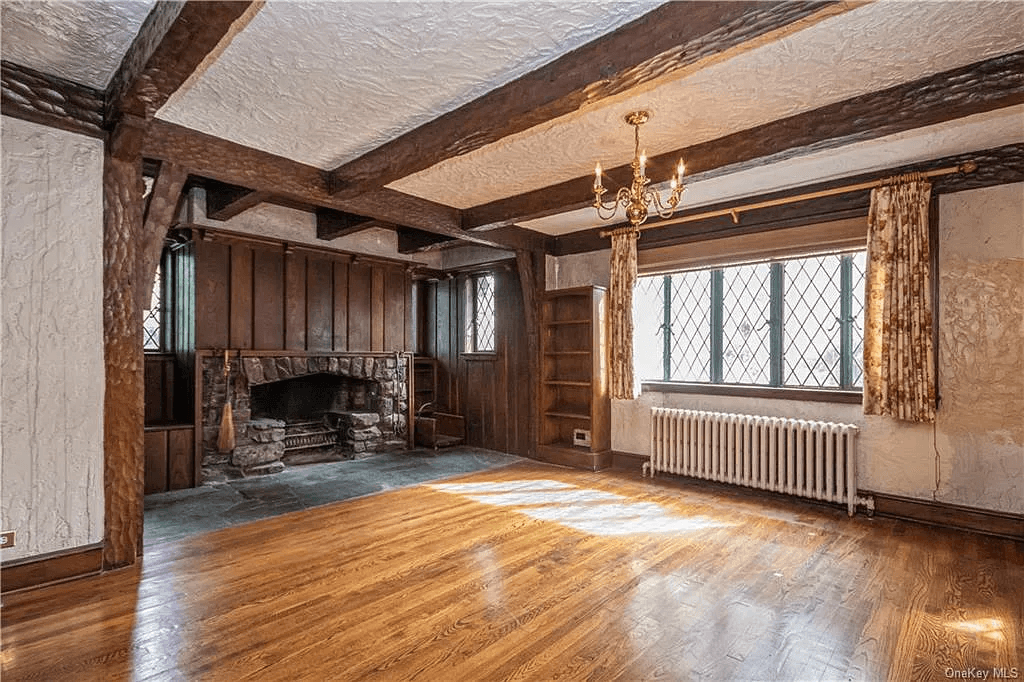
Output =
[{"x1": 144, "y1": 447, "x2": 523, "y2": 547}]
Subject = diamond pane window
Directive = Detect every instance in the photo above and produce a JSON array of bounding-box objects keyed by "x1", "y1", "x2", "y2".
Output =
[
  {"x1": 143, "y1": 262, "x2": 163, "y2": 351},
  {"x1": 634, "y1": 275, "x2": 667, "y2": 382},
  {"x1": 668, "y1": 271, "x2": 712, "y2": 382},
  {"x1": 466, "y1": 274, "x2": 495, "y2": 352},
  {"x1": 633, "y1": 249, "x2": 865, "y2": 392},
  {"x1": 784, "y1": 254, "x2": 843, "y2": 387},
  {"x1": 722, "y1": 263, "x2": 771, "y2": 384}
]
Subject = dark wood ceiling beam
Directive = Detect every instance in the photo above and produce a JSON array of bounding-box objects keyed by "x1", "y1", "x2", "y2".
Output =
[
  {"x1": 143, "y1": 120, "x2": 511, "y2": 250},
  {"x1": 1, "y1": 60, "x2": 104, "y2": 138},
  {"x1": 396, "y1": 229, "x2": 457, "y2": 254},
  {"x1": 205, "y1": 180, "x2": 271, "y2": 221},
  {"x1": 465, "y1": 51, "x2": 1024, "y2": 231},
  {"x1": 325, "y1": 1, "x2": 846, "y2": 198},
  {"x1": 106, "y1": 1, "x2": 261, "y2": 123},
  {"x1": 316, "y1": 207, "x2": 382, "y2": 240},
  {"x1": 552, "y1": 143, "x2": 1024, "y2": 256}
]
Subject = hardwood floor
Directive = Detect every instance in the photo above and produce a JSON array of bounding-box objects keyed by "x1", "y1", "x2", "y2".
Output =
[{"x1": 3, "y1": 461, "x2": 1022, "y2": 681}]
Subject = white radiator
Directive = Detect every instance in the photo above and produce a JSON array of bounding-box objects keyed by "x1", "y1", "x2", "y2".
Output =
[{"x1": 645, "y1": 407, "x2": 873, "y2": 516}]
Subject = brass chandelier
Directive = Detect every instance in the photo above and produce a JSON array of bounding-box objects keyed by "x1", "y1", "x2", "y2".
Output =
[{"x1": 593, "y1": 111, "x2": 686, "y2": 229}]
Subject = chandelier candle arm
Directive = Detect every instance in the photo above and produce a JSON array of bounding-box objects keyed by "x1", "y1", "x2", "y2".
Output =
[{"x1": 592, "y1": 110, "x2": 686, "y2": 230}]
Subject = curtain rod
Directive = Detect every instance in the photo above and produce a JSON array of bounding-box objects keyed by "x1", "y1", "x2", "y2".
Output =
[{"x1": 599, "y1": 161, "x2": 977, "y2": 238}]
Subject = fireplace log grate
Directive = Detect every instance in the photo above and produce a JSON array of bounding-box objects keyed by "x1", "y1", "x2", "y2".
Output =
[{"x1": 284, "y1": 421, "x2": 339, "y2": 452}]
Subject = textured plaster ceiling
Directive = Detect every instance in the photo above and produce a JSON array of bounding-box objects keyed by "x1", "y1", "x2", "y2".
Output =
[
  {"x1": 391, "y1": 0, "x2": 1024, "y2": 209},
  {"x1": 0, "y1": 0, "x2": 157, "y2": 90},
  {"x1": 520, "y1": 105, "x2": 1024, "y2": 236},
  {"x1": 156, "y1": 1, "x2": 661, "y2": 169}
]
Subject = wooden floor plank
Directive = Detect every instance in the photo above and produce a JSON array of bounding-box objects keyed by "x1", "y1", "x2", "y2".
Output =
[{"x1": 3, "y1": 462, "x2": 1022, "y2": 681}]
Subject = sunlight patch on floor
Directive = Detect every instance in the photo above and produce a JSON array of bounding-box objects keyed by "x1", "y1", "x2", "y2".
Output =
[{"x1": 430, "y1": 480, "x2": 733, "y2": 537}]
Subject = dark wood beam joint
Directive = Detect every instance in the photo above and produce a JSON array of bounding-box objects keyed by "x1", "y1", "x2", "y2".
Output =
[
  {"x1": 396, "y1": 228, "x2": 457, "y2": 254},
  {"x1": 205, "y1": 180, "x2": 270, "y2": 221},
  {"x1": 139, "y1": 162, "x2": 189, "y2": 311},
  {"x1": 316, "y1": 207, "x2": 376, "y2": 240}
]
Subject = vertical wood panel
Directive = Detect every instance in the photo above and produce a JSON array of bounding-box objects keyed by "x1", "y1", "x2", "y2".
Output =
[
  {"x1": 167, "y1": 428, "x2": 193, "y2": 491},
  {"x1": 144, "y1": 430, "x2": 167, "y2": 495},
  {"x1": 284, "y1": 252, "x2": 307, "y2": 351},
  {"x1": 195, "y1": 241, "x2": 230, "y2": 349},
  {"x1": 252, "y1": 247, "x2": 284, "y2": 350},
  {"x1": 229, "y1": 244, "x2": 253, "y2": 349},
  {"x1": 306, "y1": 257, "x2": 333, "y2": 352},
  {"x1": 348, "y1": 262, "x2": 372, "y2": 351},
  {"x1": 371, "y1": 265, "x2": 386, "y2": 351},
  {"x1": 333, "y1": 260, "x2": 349, "y2": 352},
  {"x1": 384, "y1": 266, "x2": 406, "y2": 351}
]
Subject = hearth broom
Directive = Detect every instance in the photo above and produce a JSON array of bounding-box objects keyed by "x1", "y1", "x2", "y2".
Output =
[{"x1": 218, "y1": 349, "x2": 236, "y2": 453}]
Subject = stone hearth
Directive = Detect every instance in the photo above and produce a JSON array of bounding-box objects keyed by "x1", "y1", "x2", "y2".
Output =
[{"x1": 201, "y1": 353, "x2": 409, "y2": 480}]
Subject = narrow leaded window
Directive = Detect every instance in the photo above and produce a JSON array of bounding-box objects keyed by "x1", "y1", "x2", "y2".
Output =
[
  {"x1": 635, "y1": 250, "x2": 865, "y2": 390},
  {"x1": 465, "y1": 274, "x2": 495, "y2": 352},
  {"x1": 143, "y1": 262, "x2": 163, "y2": 351}
]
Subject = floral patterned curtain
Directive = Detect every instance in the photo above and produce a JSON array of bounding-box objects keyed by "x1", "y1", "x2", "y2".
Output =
[
  {"x1": 863, "y1": 176, "x2": 936, "y2": 423},
  {"x1": 609, "y1": 226, "x2": 640, "y2": 400}
]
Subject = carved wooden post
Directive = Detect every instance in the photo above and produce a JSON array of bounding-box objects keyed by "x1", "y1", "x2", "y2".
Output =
[{"x1": 103, "y1": 115, "x2": 148, "y2": 568}]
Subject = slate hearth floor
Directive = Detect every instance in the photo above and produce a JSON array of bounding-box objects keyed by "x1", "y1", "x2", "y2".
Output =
[{"x1": 144, "y1": 447, "x2": 523, "y2": 547}]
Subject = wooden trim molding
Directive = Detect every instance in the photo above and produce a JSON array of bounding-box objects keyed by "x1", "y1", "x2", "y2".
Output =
[
  {"x1": 326, "y1": 1, "x2": 846, "y2": 198},
  {"x1": 1, "y1": 544, "x2": 104, "y2": 594},
  {"x1": 866, "y1": 492, "x2": 1024, "y2": 542},
  {"x1": 465, "y1": 52, "x2": 1024, "y2": 231},
  {"x1": 1, "y1": 60, "x2": 105, "y2": 139}
]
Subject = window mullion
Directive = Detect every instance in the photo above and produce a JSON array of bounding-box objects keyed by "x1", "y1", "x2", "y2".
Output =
[
  {"x1": 840, "y1": 255, "x2": 853, "y2": 388},
  {"x1": 770, "y1": 262, "x2": 784, "y2": 387},
  {"x1": 710, "y1": 270, "x2": 723, "y2": 383},
  {"x1": 662, "y1": 275, "x2": 672, "y2": 381}
]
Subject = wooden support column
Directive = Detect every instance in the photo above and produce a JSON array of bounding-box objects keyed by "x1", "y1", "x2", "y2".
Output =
[
  {"x1": 103, "y1": 115, "x2": 148, "y2": 569},
  {"x1": 515, "y1": 248, "x2": 544, "y2": 458}
]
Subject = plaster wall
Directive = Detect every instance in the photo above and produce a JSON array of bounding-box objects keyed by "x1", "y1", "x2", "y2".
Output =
[
  {"x1": 1, "y1": 116, "x2": 105, "y2": 561},
  {"x1": 556, "y1": 183, "x2": 1023, "y2": 514}
]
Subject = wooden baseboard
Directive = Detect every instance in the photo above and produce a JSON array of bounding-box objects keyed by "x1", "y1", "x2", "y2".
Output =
[
  {"x1": 1, "y1": 543, "x2": 104, "y2": 593},
  {"x1": 866, "y1": 492, "x2": 1024, "y2": 541},
  {"x1": 611, "y1": 451, "x2": 647, "y2": 471},
  {"x1": 534, "y1": 445, "x2": 611, "y2": 471}
]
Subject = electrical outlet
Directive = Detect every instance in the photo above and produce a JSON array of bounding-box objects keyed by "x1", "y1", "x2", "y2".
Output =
[{"x1": 0, "y1": 531, "x2": 14, "y2": 548}]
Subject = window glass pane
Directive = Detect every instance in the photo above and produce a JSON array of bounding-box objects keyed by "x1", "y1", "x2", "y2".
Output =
[
  {"x1": 784, "y1": 254, "x2": 844, "y2": 387},
  {"x1": 474, "y1": 274, "x2": 495, "y2": 351},
  {"x1": 722, "y1": 263, "x2": 771, "y2": 384},
  {"x1": 634, "y1": 275, "x2": 666, "y2": 381},
  {"x1": 850, "y1": 251, "x2": 866, "y2": 387},
  {"x1": 668, "y1": 270, "x2": 711, "y2": 382},
  {"x1": 143, "y1": 263, "x2": 162, "y2": 351}
]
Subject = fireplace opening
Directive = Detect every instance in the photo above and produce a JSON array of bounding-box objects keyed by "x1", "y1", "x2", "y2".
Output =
[{"x1": 250, "y1": 373, "x2": 378, "y2": 423}]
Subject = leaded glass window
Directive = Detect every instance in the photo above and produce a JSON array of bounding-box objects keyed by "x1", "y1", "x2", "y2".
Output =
[
  {"x1": 465, "y1": 274, "x2": 495, "y2": 352},
  {"x1": 143, "y1": 262, "x2": 163, "y2": 351}
]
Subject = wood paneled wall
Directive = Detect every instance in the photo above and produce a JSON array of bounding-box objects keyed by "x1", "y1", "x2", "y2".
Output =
[
  {"x1": 424, "y1": 265, "x2": 534, "y2": 457},
  {"x1": 194, "y1": 236, "x2": 414, "y2": 353}
]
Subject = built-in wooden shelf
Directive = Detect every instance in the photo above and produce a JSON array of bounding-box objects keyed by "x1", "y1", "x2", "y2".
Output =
[{"x1": 537, "y1": 286, "x2": 610, "y2": 471}]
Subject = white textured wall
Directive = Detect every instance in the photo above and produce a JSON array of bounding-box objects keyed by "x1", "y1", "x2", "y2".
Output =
[
  {"x1": 1, "y1": 116, "x2": 105, "y2": 561},
  {"x1": 577, "y1": 183, "x2": 1024, "y2": 514}
]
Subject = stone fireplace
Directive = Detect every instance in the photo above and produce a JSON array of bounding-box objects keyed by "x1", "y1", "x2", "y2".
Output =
[{"x1": 200, "y1": 353, "x2": 410, "y2": 479}]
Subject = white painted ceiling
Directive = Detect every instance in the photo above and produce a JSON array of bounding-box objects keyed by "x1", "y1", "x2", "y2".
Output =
[
  {"x1": 3, "y1": 0, "x2": 1022, "y2": 239},
  {"x1": 0, "y1": 0, "x2": 157, "y2": 90}
]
